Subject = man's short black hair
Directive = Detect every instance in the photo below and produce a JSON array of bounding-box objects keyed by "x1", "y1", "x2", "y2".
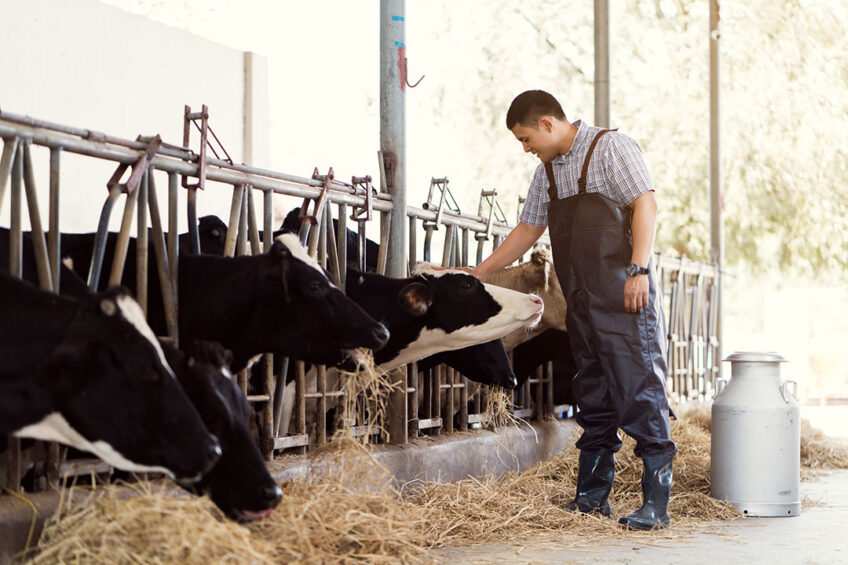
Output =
[{"x1": 505, "y1": 90, "x2": 567, "y2": 129}]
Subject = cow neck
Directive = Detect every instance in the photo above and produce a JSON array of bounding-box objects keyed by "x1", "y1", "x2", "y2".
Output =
[
  {"x1": 0, "y1": 276, "x2": 78, "y2": 362},
  {"x1": 345, "y1": 271, "x2": 430, "y2": 367},
  {"x1": 0, "y1": 277, "x2": 78, "y2": 433},
  {"x1": 176, "y1": 254, "x2": 268, "y2": 366},
  {"x1": 479, "y1": 263, "x2": 534, "y2": 289}
]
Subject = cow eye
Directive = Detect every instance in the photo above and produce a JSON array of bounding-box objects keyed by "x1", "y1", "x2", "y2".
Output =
[{"x1": 309, "y1": 280, "x2": 322, "y2": 293}]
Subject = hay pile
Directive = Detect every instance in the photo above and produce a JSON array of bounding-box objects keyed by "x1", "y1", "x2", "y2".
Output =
[
  {"x1": 409, "y1": 415, "x2": 740, "y2": 548},
  {"x1": 22, "y1": 403, "x2": 848, "y2": 564}
]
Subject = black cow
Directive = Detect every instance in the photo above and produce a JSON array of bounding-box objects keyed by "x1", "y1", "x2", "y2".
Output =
[
  {"x1": 3, "y1": 232, "x2": 282, "y2": 517},
  {"x1": 59, "y1": 214, "x2": 229, "y2": 269},
  {"x1": 55, "y1": 228, "x2": 388, "y2": 371},
  {"x1": 0, "y1": 271, "x2": 221, "y2": 483},
  {"x1": 512, "y1": 328, "x2": 578, "y2": 407},
  {"x1": 281, "y1": 206, "x2": 380, "y2": 271},
  {"x1": 418, "y1": 340, "x2": 516, "y2": 389},
  {"x1": 164, "y1": 340, "x2": 282, "y2": 521}
]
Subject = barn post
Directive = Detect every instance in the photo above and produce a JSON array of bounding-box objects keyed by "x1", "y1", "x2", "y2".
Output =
[
  {"x1": 710, "y1": 0, "x2": 724, "y2": 381},
  {"x1": 381, "y1": 0, "x2": 409, "y2": 444},
  {"x1": 594, "y1": 0, "x2": 610, "y2": 128}
]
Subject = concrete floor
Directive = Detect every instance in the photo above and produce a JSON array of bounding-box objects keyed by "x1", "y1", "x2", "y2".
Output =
[{"x1": 430, "y1": 469, "x2": 848, "y2": 565}]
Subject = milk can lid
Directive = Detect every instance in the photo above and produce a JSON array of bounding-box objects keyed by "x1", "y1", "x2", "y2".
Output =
[{"x1": 723, "y1": 351, "x2": 787, "y2": 363}]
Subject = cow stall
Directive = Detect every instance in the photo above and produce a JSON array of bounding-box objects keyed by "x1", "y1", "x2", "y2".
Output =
[{"x1": 0, "y1": 108, "x2": 720, "y2": 497}]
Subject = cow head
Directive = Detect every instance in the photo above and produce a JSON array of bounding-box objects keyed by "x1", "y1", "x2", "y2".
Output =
[
  {"x1": 347, "y1": 266, "x2": 543, "y2": 370},
  {"x1": 418, "y1": 339, "x2": 518, "y2": 389},
  {"x1": 197, "y1": 215, "x2": 228, "y2": 256},
  {"x1": 20, "y1": 288, "x2": 221, "y2": 483},
  {"x1": 409, "y1": 264, "x2": 543, "y2": 340},
  {"x1": 166, "y1": 340, "x2": 282, "y2": 521},
  {"x1": 253, "y1": 234, "x2": 389, "y2": 367}
]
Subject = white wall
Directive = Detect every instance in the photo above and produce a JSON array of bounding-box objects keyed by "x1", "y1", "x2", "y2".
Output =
[{"x1": 0, "y1": 0, "x2": 267, "y2": 232}]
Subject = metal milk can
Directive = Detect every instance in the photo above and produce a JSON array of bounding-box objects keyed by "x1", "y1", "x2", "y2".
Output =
[{"x1": 711, "y1": 351, "x2": 800, "y2": 516}]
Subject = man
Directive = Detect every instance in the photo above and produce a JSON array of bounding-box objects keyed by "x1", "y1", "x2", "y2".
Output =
[{"x1": 471, "y1": 90, "x2": 677, "y2": 530}]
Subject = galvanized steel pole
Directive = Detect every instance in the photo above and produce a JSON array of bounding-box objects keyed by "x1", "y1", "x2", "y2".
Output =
[
  {"x1": 710, "y1": 0, "x2": 723, "y2": 376},
  {"x1": 594, "y1": 0, "x2": 610, "y2": 128},
  {"x1": 380, "y1": 0, "x2": 408, "y2": 279}
]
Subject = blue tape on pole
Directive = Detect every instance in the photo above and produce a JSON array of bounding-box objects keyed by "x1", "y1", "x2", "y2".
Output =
[
  {"x1": 394, "y1": 41, "x2": 405, "y2": 47},
  {"x1": 392, "y1": 16, "x2": 405, "y2": 21}
]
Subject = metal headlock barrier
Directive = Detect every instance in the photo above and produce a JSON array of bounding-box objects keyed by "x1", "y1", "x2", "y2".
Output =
[{"x1": 0, "y1": 108, "x2": 719, "y2": 493}]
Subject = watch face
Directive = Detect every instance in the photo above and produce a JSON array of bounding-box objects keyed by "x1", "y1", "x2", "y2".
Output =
[{"x1": 626, "y1": 264, "x2": 638, "y2": 277}]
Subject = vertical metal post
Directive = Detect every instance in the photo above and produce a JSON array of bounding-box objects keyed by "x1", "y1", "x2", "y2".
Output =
[
  {"x1": 147, "y1": 172, "x2": 179, "y2": 343},
  {"x1": 0, "y1": 137, "x2": 20, "y2": 214},
  {"x1": 48, "y1": 148, "x2": 61, "y2": 292},
  {"x1": 380, "y1": 0, "x2": 407, "y2": 278},
  {"x1": 408, "y1": 216, "x2": 417, "y2": 273},
  {"x1": 22, "y1": 143, "x2": 52, "y2": 290},
  {"x1": 223, "y1": 184, "x2": 244, "y2": 258},
  {"x1": 186, "y1": 188, "x2": 201, "y2": 254},
  {"x1": 710, "y1": 0, "x2": 724, "y2": 378},
  {"x1": 108, "y1": 187, "x2": 139, "y2": 288},
  {"x1": 136, "y1": 173, "x2": 149, "y2": 317},
  {"x1": 594, "y1": 0, "x2": 610, "y2": 128},
  {"x1": 337, "y1": 203, "x2": 348, "y2": 289},
  {"x1": 237, "y1": 187, "x2": 249, "y2": 257},
  {"x1": 262, "y1": 190, "x2": 275, "y2": 460},
  {"x1": 167, "y1": 172, "x2": 179, "y2": 335},
  {"x1": 9, "y1": 144, "x2": 22, "y2": 277}
]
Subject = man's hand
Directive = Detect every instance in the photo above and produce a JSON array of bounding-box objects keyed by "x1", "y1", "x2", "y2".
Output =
[{"x1": 624, "y1": 275, "x2": 649, "y2": 312}]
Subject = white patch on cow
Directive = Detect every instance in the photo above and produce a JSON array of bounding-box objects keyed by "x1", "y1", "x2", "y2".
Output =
[
  {"x1": 115, "y1": 295, "x2": 176, "y2": 379},
  {"x1": 275, "y1": 232, "x2": 336, "y2": 287},
  {"x1": 14, "y1": 412, "x2": 173, "y2": 477},
  {"x1": 62, "y1": 256, "x2": 74, "y2": 270}
]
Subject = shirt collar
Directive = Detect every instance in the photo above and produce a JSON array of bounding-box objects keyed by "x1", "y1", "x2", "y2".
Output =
[{"x1": 552, "y1": 119, "x2": 586, "y2": 164}]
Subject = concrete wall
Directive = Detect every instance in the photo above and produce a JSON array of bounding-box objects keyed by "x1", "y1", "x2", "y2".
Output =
[{"x1": 0, "y1": 0, "x2": 268, "y2": 232}]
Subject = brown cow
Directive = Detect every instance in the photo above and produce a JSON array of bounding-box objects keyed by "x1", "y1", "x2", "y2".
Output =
[{"x1": 480, "y1": 248, "x2": 566, "y2": 351}]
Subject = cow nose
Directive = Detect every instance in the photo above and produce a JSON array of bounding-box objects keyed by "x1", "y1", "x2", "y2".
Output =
[
  {"x1": 507, "y1": 374, "x2": 519, "y2": 389},
  {"x1": 529, "y1": 294, "x2": 543, "y2": 307},
  {"x1": 264, "y1": 484, "x2": 283, "y2": 506},
  {"x1": 372, "y1": 323, "x2": 390, "y2": 349}
]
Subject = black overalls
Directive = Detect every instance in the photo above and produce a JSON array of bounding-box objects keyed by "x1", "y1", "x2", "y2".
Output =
[{"x1": 545, "y1": 130, "x2": 676, "y2": 458}]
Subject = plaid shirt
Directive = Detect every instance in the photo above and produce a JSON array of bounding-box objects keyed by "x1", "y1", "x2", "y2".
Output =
[{"x1": 519, "y1": 120, "x2": 655, "y2": 226}]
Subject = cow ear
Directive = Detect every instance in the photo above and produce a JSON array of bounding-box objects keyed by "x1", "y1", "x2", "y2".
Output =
[{"x1": 398, "y1": 282, "x2": 432, "y2": 317}]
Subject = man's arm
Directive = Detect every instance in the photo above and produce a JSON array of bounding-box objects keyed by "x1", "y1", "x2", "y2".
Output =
[
  {"x1": 624, "y1": 191, "x2": 657, "y2": 312},
  {"x1": 473, "y1": 222, "x2": 547, "y2": 277}
]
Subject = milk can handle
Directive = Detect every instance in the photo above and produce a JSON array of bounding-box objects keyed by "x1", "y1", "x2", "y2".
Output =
[
  {"x1": 781, "y1": 380, "x2": 798, "y2": 403},
  {"x1": 712, "y1": 378, "x2": 728, "y2": 399}
]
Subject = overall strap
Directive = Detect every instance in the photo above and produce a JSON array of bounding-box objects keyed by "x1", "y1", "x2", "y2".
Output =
[
  {"x1": 544, "y1": 161, "x2": 558, "y2": 201},
  {"x1": 577, "y1": 128, "x2": 617, "y2": 193}
]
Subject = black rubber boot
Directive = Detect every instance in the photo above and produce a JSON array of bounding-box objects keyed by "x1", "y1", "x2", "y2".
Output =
[
  {"x1": 566, "y1": 449, "x2": 615, "y2": 517},
  {"x1": 619, "y1": 453, "x2": 673, "y2": 530}
]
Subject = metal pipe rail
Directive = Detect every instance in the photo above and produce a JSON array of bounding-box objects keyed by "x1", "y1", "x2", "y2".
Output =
[{"x1": 0, "y1": 111, "x2": 719, "y2": 494}]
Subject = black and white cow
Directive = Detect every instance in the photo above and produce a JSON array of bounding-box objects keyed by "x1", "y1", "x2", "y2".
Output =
[
  {"x1": 163, "y1": 340, "x2": 282, "y2": 521},
  {"x1": 57, "y1": 230, "x2": 389, "y2": 371},
  {"x1": 0, "y1": 271, "x2": 221, "y2": 483},
  {"x1": 348, "y1": 264, "x2": 543, "y2": 371}
]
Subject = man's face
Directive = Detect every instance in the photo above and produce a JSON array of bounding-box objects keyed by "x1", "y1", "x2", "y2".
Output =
[{"x1": 511, "y1": 118, "x2": 556, "y2": 163}]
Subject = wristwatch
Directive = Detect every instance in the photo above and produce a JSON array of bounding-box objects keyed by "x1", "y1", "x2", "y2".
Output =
[{"x1": 625, "y1": 263, "x2": 650, "y2": 278}]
